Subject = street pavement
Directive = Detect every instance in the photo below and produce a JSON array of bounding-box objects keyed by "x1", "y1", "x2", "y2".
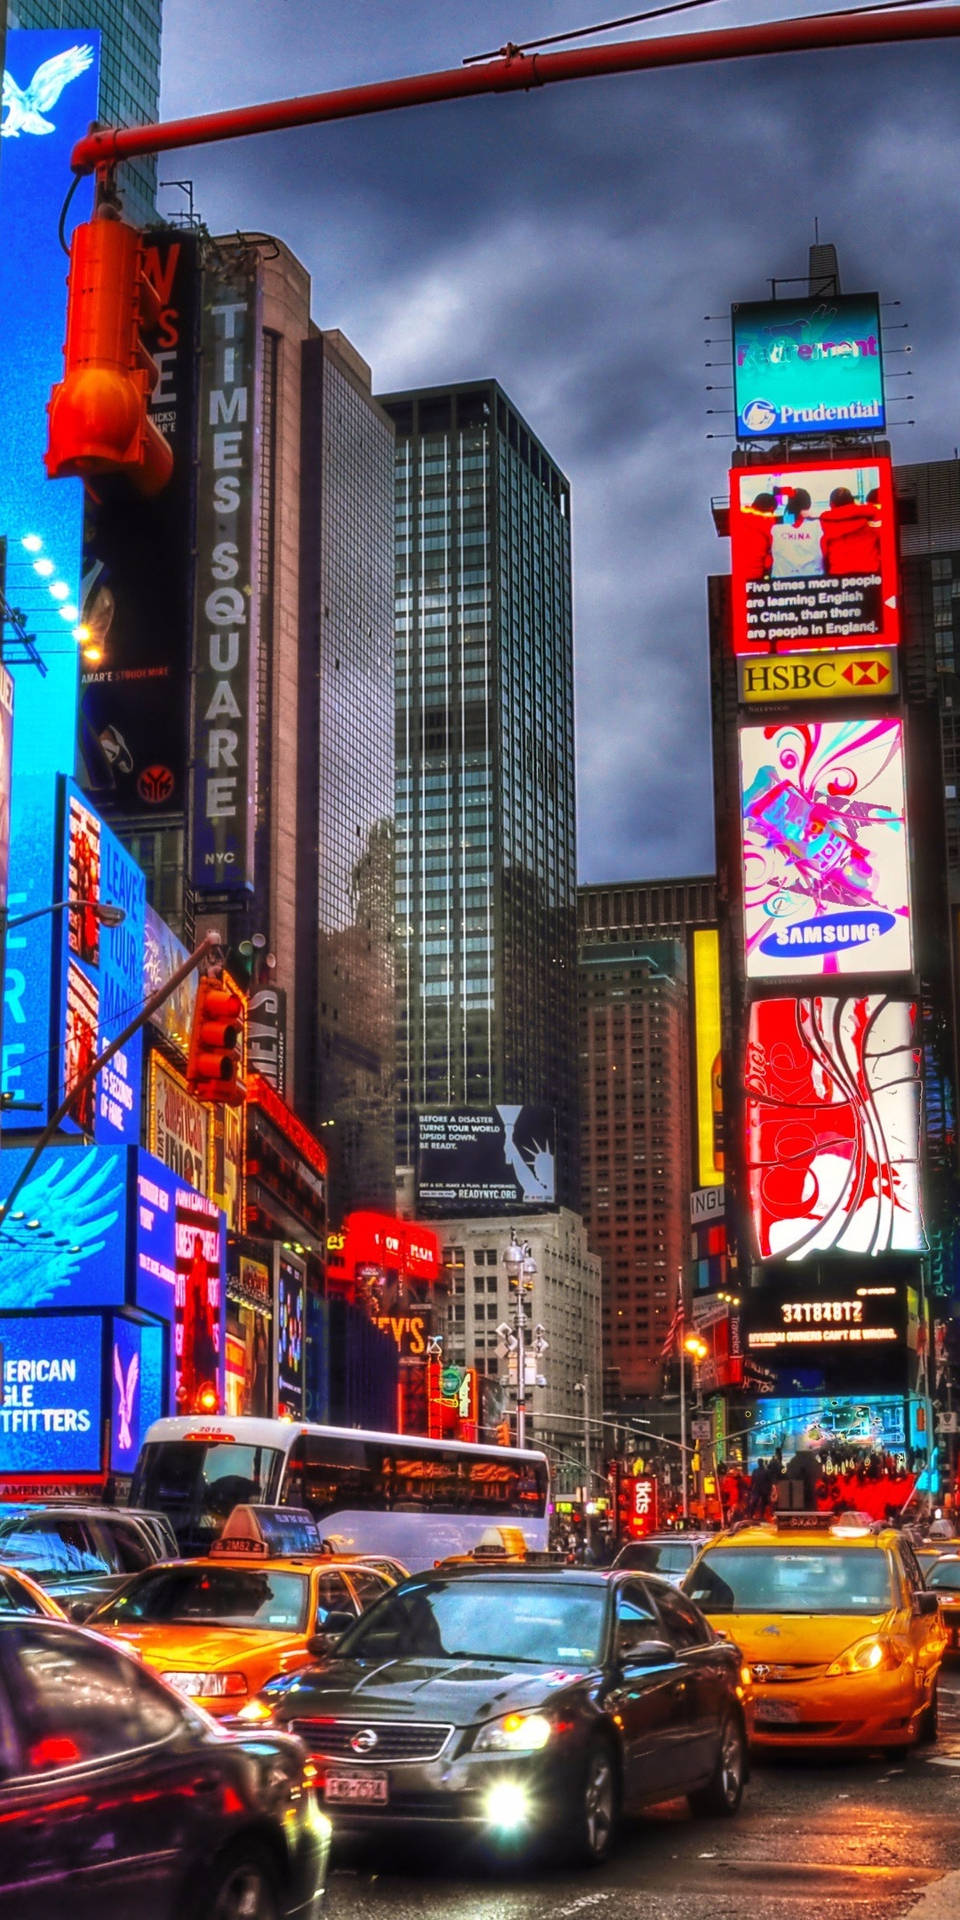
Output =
[{"x1": 325, "y1": 1675, "x2": 960, "y2": 1920}]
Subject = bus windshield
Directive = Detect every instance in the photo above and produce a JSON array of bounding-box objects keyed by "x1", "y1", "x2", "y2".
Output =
[{"x1": 132, "y1": 1441, "x2": 284, "y2": 1552}]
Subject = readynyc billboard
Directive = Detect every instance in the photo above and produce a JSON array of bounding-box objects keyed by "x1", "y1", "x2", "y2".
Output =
[{"x1": 732, "y1": 293, "x2": 885, "y2": 440}]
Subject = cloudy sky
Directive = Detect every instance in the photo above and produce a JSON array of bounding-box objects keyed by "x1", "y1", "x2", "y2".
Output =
[{"x1": 160, "y1": 1, "x2": 960, "y2": 884}]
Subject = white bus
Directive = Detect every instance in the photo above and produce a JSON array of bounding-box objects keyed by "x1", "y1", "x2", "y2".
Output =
[{"x1": 130, "y1": 1416, "x2": 551, "y2": 1571}]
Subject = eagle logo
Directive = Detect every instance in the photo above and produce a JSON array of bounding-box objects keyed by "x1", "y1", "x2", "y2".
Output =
[
  {"x1": 2, "y1": 44, "x2": 94, "y2": 139},
  {"x1": 113, "y1": 1344, "x2": 140, "y2": 1453}
]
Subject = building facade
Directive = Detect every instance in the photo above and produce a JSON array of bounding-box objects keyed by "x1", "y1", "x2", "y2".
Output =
[
  {"x1": 9, "y1": 0, "x2": 162, "y2": 224},
  {"x1": 297, "y1": 331, "x2": 397, "y2": 1223},
  {"x1": 379, "y1": 382, "x2": 579, "y2": 1210}
]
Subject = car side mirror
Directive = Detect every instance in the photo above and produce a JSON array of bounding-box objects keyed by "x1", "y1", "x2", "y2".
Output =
[
  {"x1": 68, "y1": 1598, "x2": 93, "y2": 1623},
  {"x1": 618, "y1": 1639, "x2": 677, "y2": 1668},
  {"x1": 307, "y1": 1610, "x2": 356, "y2": 1657},
  {"x1": 915, "y1": 1589, "x2": 941, "y2": 1616}
]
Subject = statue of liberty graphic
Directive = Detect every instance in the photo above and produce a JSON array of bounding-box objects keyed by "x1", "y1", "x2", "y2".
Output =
[{"x1": 497, "y1": 1105, "x2": 555, "y2": 1205}]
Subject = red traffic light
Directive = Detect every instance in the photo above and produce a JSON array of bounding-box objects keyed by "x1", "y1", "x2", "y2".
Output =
[
  {"x1": 46, "y1": 209, "x2": 173, "y2": 494},
  {"x1": 187, "y1": 977, "x2": 246, "y2": 1105}
]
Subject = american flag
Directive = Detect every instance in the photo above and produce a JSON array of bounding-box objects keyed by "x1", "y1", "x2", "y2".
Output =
[{"x1": 659, "y1": 1285, "x2": 685, "y2": 1360}]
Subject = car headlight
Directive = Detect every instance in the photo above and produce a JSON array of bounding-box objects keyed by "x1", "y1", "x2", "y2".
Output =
[
  {"x1": 474, "y1": 1710, "x2": 554, "y2": 1753},
  {"x1": 235, "y1": 1697, "x2": 275, "y2": 1724},
  {"x1": 161, "y1": 1670, "x2": 249, "y2": 1698},
  {"x1": 825, "y1": 1637, "x2": 900, "y2": 1676}
]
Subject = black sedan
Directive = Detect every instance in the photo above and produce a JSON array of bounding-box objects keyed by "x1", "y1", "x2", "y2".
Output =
[
  {"x1": 0, "y1": 1616, "x2": 330, "y2": 1919},
  {"x1": 237, "y1": 1566, "x2": 748, "y2": 1864}
]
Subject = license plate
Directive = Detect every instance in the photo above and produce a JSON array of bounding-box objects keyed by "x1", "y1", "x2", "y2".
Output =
[
  {"x1": 324, "y1": 1770, "x2": 389, "y2": 1805},
  {"x1": 755, "y1": 1699, "x2": 799, "y2": 1725}
]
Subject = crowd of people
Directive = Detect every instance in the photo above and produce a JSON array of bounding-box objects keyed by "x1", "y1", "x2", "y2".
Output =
[{"x1": 740, "y1": 482, "x2": 883, "y2": 581}]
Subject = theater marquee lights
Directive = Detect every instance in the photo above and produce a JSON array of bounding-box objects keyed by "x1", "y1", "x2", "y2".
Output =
[
  {"x1": 729, "y1": 458, "x2": 899, "y2": 657},
  {"x1": 739, "y1": 717, "x2": 912, "y2": 980},
  {"x1": 744, "y1": 995, "x2": 924, "y2": 1262}
]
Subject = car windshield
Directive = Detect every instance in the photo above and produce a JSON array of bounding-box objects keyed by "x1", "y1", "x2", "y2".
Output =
[
  {"x1": 617, "y1": 1541, "x2": 694, "y2": 1575},
  {"x1": 927, "y1": 1561, "x2": 960, "y2": 1593},
  {"x1": 338, "y1": 1578, "x2": 606, "y2": 1665},
  {"x1": 686, "y1": 1547, "x2": 895, "y2": 1615},
  {"x1": 0, "y1": 1517, "x2": 108, "y2": 1578},
  {"x1": 92, "y1": 1565, "x2": 310, "y2": 1632}
]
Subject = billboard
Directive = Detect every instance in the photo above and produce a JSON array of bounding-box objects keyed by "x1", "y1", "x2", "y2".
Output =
[
  {"x1": 739, "y1": 718, "x2": 912, "y2": 979},
  {"x1": 109, "y1": 1314, "x2": 165, "y2": 1476},
  {"x1": 416, "y1": 1106, "x2": 557, "y2": 1214},
  {"x1": 148, "y1": 1054, "x2": 209, "y2": 1191},
  {"x1": 0, "y1": 30, "x2": 99, "y2": 785},
  {"x1": 277, "y1": 1253, "x2": 305, "y2": 1418},
  {"x1": 133, "y1": 1153, "x2": 225, "y2": 1409},
  {"x1": 143, "y1": 904, "x2": 196, "y2": 1055},
  {"x1": 0, "y1": 1144, "x2": 127, "y2": 1312},
  {"x1": 729, "y1": 459, "x2": 899, "y2": 656},
  {"x1": 743, "y1": 1280, "x2": 913, "y2": 1396},
  {"x1": 58, "y1": 779, "x2": 146, "y2": 1143},
  {"x1": 79, "y1": 233, "x2": 199, "y2": 820},
  {"x1": 691, "y1": 928, "x2": 723, "y2": 1188},
  {"x1": 744, "y1": 996, "x2": 924, "y2": 1262},
  {"x1": 0, "y1": 1314, "x2": 103, "y2": 1476},
  {"x1": 732, "y1": 293, "x2": 885, "y2": 440},
  {"x1": 0, "y1": 665, "x2": 13, "y2": 919},
  {"x1": 191, "y1": 251, "x2": 260, "y2": 893},
  {"x1": 746, "y1": 1395, "x2": 908, "y2": 1466},
  {"x1": 737, "y1": 647, "x2": 898, "y2": 706}
]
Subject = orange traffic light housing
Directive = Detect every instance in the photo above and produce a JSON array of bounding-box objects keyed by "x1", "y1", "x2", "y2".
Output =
[
  {"x1": 186, "y1": 976, "x2": 246, "y2": 1106},
  {"x1": 46, "y1": 208, "x2": 173, "y2": 494}
]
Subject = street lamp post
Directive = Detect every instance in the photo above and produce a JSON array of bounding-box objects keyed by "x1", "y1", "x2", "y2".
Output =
[
  {"x1": 573, "y1": 1374, "x2": 592, "y2": 1550},
  {"x1": 680, "y1": 1333, "x2": 708, "y2": 1519},
  {"x1": 0, "y1": 897, "x2": 127, "y2": 1117}
]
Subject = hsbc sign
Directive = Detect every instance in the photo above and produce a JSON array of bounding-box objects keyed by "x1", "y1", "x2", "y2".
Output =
[{"x1": 738, "y1": 646, "x2": 897, "y2": 706}]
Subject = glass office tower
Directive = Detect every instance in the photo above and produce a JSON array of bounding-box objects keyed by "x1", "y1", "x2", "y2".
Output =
[
  {"x1": 379, "y1": 382, "x2": 578, "y2": 1209},
  {"x1": 10, "y1": 0, "x2": 161, "y2": 223}
]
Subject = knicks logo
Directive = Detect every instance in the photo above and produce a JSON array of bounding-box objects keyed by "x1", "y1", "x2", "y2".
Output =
[{"x1": 138, "y1": 764, "x2": 175, "y2": 804}]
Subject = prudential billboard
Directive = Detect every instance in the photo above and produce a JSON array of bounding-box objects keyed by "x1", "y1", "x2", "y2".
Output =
[{"x1": 732, "y1": 294, "x2": 885, "y2": 441}]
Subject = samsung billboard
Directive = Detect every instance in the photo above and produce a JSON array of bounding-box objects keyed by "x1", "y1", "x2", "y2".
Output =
[
  {"x1": 732, "y1": 293, "x2": 885, "y2": 441},
  {"x1": 416, "y1": 1106, "x2": 557, "y2": 1215}
]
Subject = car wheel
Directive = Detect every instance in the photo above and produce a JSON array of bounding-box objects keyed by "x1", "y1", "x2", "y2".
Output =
[
  {"x1": 918, "y1": 1681, "x2": 939, "y2": 1745},
  {"x1": 571, "y1": 1737, "x2": 619, "y2": 1865},
  {"x1": 689, "y1": 1713, "x2": 746, "y2": 1818},
  {"x1": 202, "y1": 1850, "x2": 280, "y2": 1920}
]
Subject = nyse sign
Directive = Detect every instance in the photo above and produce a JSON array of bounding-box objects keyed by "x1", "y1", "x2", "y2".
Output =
[{"x1": 738, "y1": 648, "x2": 898, "y2": 706}]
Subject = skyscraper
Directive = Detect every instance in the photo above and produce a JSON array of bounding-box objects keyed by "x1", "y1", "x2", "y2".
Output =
[
  {"x1": 379, "y1": 381, "x2": 579, "y2": 1207},
  {"x1": 9, "y1": 0, "x2": 162, "y2": 225}
]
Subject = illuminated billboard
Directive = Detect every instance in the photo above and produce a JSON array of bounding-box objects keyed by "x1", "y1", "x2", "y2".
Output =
[
  {"x1": 0, "y1": 31, "x2": 99, "y2": 785},
  {"x1": 0, "y1": 1314, "x2": 103, "y2": 1476},
  {"x1": 416, "y1": 1106, "x2": 557, "y2": 1215},
  {"x1": 729, "y1": 459, "x2": 899, "y2": 656},
  {"x1": 691, "y1": 928, "x2": 723, "y2": 1188},
  {"x1": 745, "y1": 1396, "x2": 908, "y2": 1469},
  {"x1": 744, "y1": 996, "x2": 924, "y2": 1261},
  {"x1": 744, "y1": 1278, "x2": 913, "y2": 1392},
  {"x1": 277, "y1": 1253, "x2": 305, "y2": 1418},
  {"x1": 0, "y1": 1143, "x2": 127, "y2": 1311},
  {"x1": 109, "y1": 1315, "x2": 165, "y2": 1476},
  {"x1": 739, "y1": 718, "x2": 912, "y2": 979},
  {"x1": 134, "y1": 1153, "x2": 225, "y2": 1409},
  {"x1": 58, "y1": 779, "x2": 146, "y2": 1143},
  {"x1": 732, "y1": 293, "x2": 885, "y2": 440}
]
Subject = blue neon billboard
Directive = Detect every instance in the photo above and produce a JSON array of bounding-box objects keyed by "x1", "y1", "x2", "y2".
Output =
[
  {"x1": 0, "y1": 1313, "x2": 103, "y2": 1475},
  {"x1": 110, "y1": 1313, "x2": 165, "y2": 1474},
  {"x1": 135, "y1": 1152, "x2": 225, "y2": 1409},
  {"x1": 0, "y1": 31, "x2": 100, "y2": 785},
  {"x1": 0, "y1": 1142, "x2": 127, "y2": 1311}
]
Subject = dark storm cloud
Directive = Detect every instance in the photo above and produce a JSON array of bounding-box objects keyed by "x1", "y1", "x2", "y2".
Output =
[{"x1": 160, "y1": 3, "x2": 960, "y2": 881}]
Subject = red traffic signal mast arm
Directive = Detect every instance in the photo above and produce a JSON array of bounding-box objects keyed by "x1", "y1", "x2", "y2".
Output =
[{"x1": 71, "y1": 6, "x2": 960, "y2": 175}]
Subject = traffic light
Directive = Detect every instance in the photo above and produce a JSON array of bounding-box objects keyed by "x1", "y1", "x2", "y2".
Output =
[
  {"x1": 186, "y1": 976, "x2": 246, "y2": 1105},
  {"x1": 46, "y1": 208, "x2": 174, "y2": 494},
  {"x1": 495, "y1": 1421, "x2": 511, "y2": 1447}
]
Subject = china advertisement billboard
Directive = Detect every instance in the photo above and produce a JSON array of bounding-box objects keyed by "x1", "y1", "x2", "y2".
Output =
[
  {"x1": 732, "y1": 293, "x2": 885, "y2": 440},
  {"x1": 729, "y1": 458, "x2": 899, "y2": 656},
  {"x1": 0, "y1": 1314, "x2": 103, "y2": 1476},
  {"x1": 416, "y1": 1106, "x2": 557, "y2": 1214},
  {"x1": 744, "y1": 996, "x2": 924, "y2": 1262},
  {"x1": 59, "y1": 780, "x2": 146, "y2": 1143},
  {"x1": 80, "y1": 233, "x2": 198, "y2": 821},
  {"x1": 739, "y1": 718, "x2": 912, "y2": 979}
]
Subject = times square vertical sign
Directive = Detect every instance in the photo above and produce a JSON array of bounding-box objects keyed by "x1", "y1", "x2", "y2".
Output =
[{"x1": 191, "y1": 254, "x2": 261, "y2": 892}]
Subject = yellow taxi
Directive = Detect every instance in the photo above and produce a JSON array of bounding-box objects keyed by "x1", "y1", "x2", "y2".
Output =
[
  {"x1": 923, "y1": 1554, "x2": 960, "y2": 1654},
  {"x1": 0, "y1": 1561, "x2": 67, "y2": 1619},
  {"x1": 683, "y1": 1516, "x2": 946, "y2": 1751},
  {"x1": 83, "y1": 1505, "x2": 397, "y2": 1716}
]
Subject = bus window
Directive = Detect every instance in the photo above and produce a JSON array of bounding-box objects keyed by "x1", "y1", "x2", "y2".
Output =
[{"x1": 133, "y1": 1442, "x2": 284, "y2": 1550}]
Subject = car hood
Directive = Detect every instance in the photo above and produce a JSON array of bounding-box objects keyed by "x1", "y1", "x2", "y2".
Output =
[
  {"x1": 102, "y1": 1622, "x2": 304, "y2": 1670},
  {"x1": 272, "y1": 1656, "x2": 594, "y2": 1727},
  {"x1": 714, "y1": 1612, "x2": 891, "y2": 1663}
]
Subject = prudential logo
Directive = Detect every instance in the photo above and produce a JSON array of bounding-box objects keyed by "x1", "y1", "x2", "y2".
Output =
[{"x1": 742, "y1": 398, "x2": 779, "y2": 433}]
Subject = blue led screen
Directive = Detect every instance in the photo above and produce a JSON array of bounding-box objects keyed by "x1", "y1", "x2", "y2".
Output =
[
  {"x1": 58, "y1": 779, "x2": 146, "y2": 1144},
  {"x1": 2, "y1": 772, "x2": 60, "y2": 1120},
  {"x1": 0, "y1": 1142, "x2": 127, "y2": 1311},
  {"x1": 0, "y1": 1313, "x2": 103, "y2": 1474},
  {"x1": 0, "y1": 31, "x2": 100, "y2": 785},
  {"x1": 110, "y1": 1313, "x2": 164, "y2": 1474},
  {"x1": 134, "y1": 1151, "x2": 225, "y2": 1408}
]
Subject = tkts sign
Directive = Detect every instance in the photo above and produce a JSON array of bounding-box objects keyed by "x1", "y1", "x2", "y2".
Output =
[{"x1": 191, "y1": 251, "x2": 260, "y2": 893}]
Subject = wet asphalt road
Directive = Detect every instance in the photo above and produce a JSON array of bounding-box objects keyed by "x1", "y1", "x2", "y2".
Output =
[{"x1": 324, "y1": 1676, "x2": 960, "y2": 1920}]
